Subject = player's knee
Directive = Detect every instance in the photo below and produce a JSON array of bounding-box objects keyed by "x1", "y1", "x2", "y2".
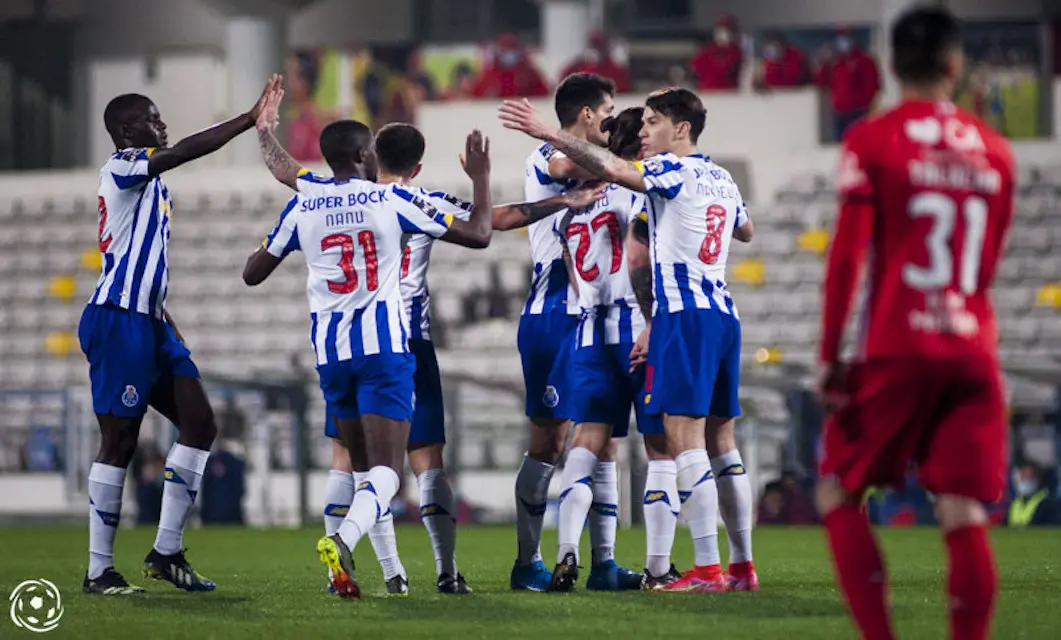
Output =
[
  {"x1": 180, "y1": 411, "x2": 217, "y2": 449},
  {"x1": 330, "y1": 439, "x2": 353, "y2": 473},
  {"x1": 815, "y1": 478, "x2": 851, "y2": 516},
  {"x1": 704, "y1": 417, "x2": 736, "y2": 457},
  {"x1": 571, "y1": 424, "x2": 609, "y2": 456},
  {"x1": 935, "y1": 494, "x2": 988, "y2": 532},
  {"x1": 527, "y1": 419, "x2": 566, "y2": 463},
  {"x1": 98, "y1": 428, "x2": 139, "y2": 467},
  {"x1": 643, "y1": 434, "x2": 671, "y2": 460}
]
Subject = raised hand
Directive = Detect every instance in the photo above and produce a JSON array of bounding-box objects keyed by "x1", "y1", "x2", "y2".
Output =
[
  {"x1": 498, "y1": 99, "x2": 554, "y2": 141},
  {"x1": 250, "y1": 74, "x2": 282, "y2": 122},
  {"x1": 256, "y1": 85, "x2": 284, "y2": 135},
  {"x1": 563, "y1": 182, "x2": 608, "y2": 209},
  {"x1": 460, "y1": 129, "x2": 491, "y2": 181}
]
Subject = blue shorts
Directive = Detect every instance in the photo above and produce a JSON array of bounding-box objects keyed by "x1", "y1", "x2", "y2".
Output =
[
  {"x1": 645, "y1": 309, "x2": 742, "y2": 419},
  {"x1": 317, "y1": 351, "x2": 415, "y2": 423},
  {"x1": 517, "y1": 312, "x2": 578, "y2": 420},
  {"x1": 323, "y1": 340, "x2": 444, "y2": 442},
  {"x1": 570, "y1": 342, "x2": 664, "y2": 436},
  {"x1": 78, "y1": 304, "x2": 200, "y2": 418}
]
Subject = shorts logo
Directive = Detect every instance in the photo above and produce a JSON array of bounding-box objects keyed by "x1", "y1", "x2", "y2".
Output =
[
  {"x1": 542, "y1": 385, "x2": 560, "y2": 409},
  {"x1": 120, "y1": 385, "x2": 139, "y2": 408}
]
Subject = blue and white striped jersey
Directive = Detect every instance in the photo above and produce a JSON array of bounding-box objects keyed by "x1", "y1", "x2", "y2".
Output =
[
  {"x1": 398, "y1": 189, "x2": 473, "y2": 342},
  {"x1": 90, "y1": 148, "x2": 173, "y2": 319},
  {"x1": 637, "y1": 153, "x2": 749, "y2": 317},
  {"x1": 263, "y1": 170, "x2": 452, "y2": 364},
  {"x1": 522, "y1": 142, "x2": 580, "y2": 316},
  {"x1": 558, "y1": 183, "x2": 647, "y2": 347}
]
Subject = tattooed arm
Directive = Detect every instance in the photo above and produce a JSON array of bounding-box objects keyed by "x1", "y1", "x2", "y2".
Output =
[
  {"x1": 627, "y1": 216, "x2": 654, "y2": 320},
  {"x1": 255, "y1": 82, "x2": 302, "y2": 190},
  {"x1": 491, "y1": 183, "x2": 606, "y2": 231},
  {"x1": 499, "y1": 99, "x2": 645, "y2": 192}
]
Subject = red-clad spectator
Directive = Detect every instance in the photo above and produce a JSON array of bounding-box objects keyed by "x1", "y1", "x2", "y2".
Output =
[
  {"x1": 756, "y1": 31, "x2": 808, "y2": 89},
  {"x1": 691, "y1": 14, "x2": 743, "y2": 91},
  {"x1": 813, "y1": 28, "x2": 881, "y2": 140},
  {"x1": 471, "y1": 33, "x2": 550, "y2": 99},
  {"x1": 560, "y1": 32, "x2": 632, "y2": 93}
]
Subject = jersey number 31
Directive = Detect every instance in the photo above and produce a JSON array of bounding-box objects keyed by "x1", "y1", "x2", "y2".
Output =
[
  {"x1": 903, "y1": 192, "x2": 987, "y2": 295},
  {"x1": 322, "y1": 232, "x2": 379, "y2": 294}
]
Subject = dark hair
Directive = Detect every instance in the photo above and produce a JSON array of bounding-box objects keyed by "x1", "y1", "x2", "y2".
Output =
[
  {"x1": 319, "y1": 120, "x2": 373, "y2": 170},
  {"x1": 554, "y1": 73, "x2": 615, "y2": 127},
  {"x1": 373, "y1": 122, "x2": 426, "y2": 176},
  {"x1": 104, "y1": 93, "x2": 152, "y2": 141},
  {"x1": 891, "y1": 6, "x2": 961, "y2": 85},
  {"x1": 645, "y1": 87, "x2": 706, "y2": 143},
  {"x1": 602, "y1": 106, "x2": 644, "y2": 159}
]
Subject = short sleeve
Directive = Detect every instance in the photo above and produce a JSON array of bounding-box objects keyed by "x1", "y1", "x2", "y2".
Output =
[
  {"x1": 262, "y1": 195, "x2": 301, "y2": 258},
  {"x1": 426, "y1": 190, "x2": 474, "y2": 222},
  {"x1": 110, "y1": 148, "x2": 154, "y2": 190},
  {"x1": 392, "y1": 186, "x2": 453, "y2": 239},
  {"x1": 634, "y1": 153, "x2": 684, "y2": 200},
  {"x1": 735, "y1": 201, "x2": 750, "y2": 228},
  {"x1": 295, "y1": 167, "x2": 334, "y2": 196},
  {"x1": 837, "y1": 122, "x2": 874, "y2": 202}
]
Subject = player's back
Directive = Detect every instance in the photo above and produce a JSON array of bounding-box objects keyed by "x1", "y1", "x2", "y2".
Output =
[
  {"x1": 564, "y1": 183, "x2": 643, "y2": 314},
  {"x1": 92, "y1": 148, "x2": 172, "y2": 319},
  {"x1": 843, "y1": 101, "x2": 1015, "y2": 360},
  {"x1": 641, "y1": 153, "x2": 747, "y2": 316},
  {"x1": 399, "y1": 189, "x2": 473, "y2": 341},
  {"x1": 523, "y1": 142, "x2": 579, "y2": 315},
  {"x1": 278, "y1": 173, "x2": 453, "y2": 362}
]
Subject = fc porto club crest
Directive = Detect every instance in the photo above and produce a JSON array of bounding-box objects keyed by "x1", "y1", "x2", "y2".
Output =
[
  {"x1": 121, "y1": 385, "x2": 139, "y2": 408},
  {"x1": 542, "y1": 385, "x2": 560, "y2": 409}
]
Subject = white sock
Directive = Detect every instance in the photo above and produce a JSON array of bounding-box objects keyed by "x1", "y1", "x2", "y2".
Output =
[
  {"x1": 154, "y1": 444, "x2": 209, "y2": 555},
  {"x1": 676, "y1": 449, "x2": 720, "y2": 568},
  {"x1": 418, "y1": 468, "x2": 458, "y2": 577},
  {"x1": 556, "y1": 447, "x2": 597, "y2": 563},
  {"x1": 338, "y1": 466, "x2": 400, "y2": 553},
  {"x1": 353, "y1": 470, "x2": 405, "y2": 579},
  {"x1": 643, "y1": 459, "x2": 679, "y2": 577},
  {"x1": 514, "y1": 454, "x2": 555, "y2": 565},
  {"x1": 711, "y1": 449, "x2": 754, "y2": 564},
  {"x1": 589, "y1": 461, "x2": 618, "y2": 566},
  {"x1": 323, "y1": 469, "x2": 355, "y2": 536},
  {"x1": 88, "y1": 463, "x2": 126, "y2": 579}
]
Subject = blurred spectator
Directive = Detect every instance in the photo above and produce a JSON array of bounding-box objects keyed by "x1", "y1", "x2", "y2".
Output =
[
  {"x1": 285, "y1": 51, "x2": 325, "y2": 163},
  {"x1": 406, "y1": 48, "x2": 436, "y2": 102},
  {"x1": 560, "y1": 32, "x2": 632, "y2": 93},
  {"x1": 442, "y1": 62, "x2": 478, "y2": 101},
  {"x1": 1007, "y1": 462, "x2": 1057, "y2": 527},
  {"x1": 472, "y1": 33, "x2": 549, "y2": 98},
  {"x1": 133, "y1": 441, "x2": 165, "y2": 525},
  {"x1": 200, "y1": 399, "x2": 247, "y2": 526},
  {"x1": 813, "y1": 28, "x2": 880, "y2": 140},
  {"x1": 757, "y1": 481, "x2": 788, "y2": 525},
  {"x1": 755, "y1": 31, "x2": 808, "y2": 90},
  {"x1": 779, "y1": 469, "x2": 818, "y2": 524},
  {"x1": 690, "y1": 14, "x2": 743, "y2": 91}
]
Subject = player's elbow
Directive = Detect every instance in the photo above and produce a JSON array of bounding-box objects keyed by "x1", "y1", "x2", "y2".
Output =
[
  {"x1": 735, "y1": 220, "x2": 754, "y2": 242},
  {"x1": 242, "y1": 263, "x2": 266, "y2": 286},
  {"x1": 467, "y1": 230, "x2": 492, "y2": 249}
]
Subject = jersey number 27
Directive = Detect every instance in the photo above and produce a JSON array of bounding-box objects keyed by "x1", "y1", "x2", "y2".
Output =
[
  {"x1": 903, "y1": 192, "x2": 988, "y2": 295},
  {"x1": 566, "y1": 211, "x2": 621, "y2": 282},
  {"x1": 322, "y1": 232, "x2": 379, "y2": 294}
]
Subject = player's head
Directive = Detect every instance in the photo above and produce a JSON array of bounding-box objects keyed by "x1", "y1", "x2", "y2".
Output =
[
  {"x1": 104, "y1": 94, "x2": 168, "y2": 150},
  {"x1": 601, "y1": 106, "x2": 644, "y2": 160},
  {"x1": 640, "y1": 87, "x2": 706, "y2": 156},
  {"x1": 554, "y1": 72, "x2": 615, "y2": 145},
  {"x1": 891, "y1": 6, "x2": 963, "y2": 92},
  {"x1": 373, "y1": 122, "x2": 426, "y2": 180},
  {"x1": 319, "y1": 119, "x2": 376, "y2": 179}
]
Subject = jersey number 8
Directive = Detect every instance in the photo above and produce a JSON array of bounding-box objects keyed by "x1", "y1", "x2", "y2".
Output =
[
  {"x1": 699, "y1": 204, "x2": 727, "y2": 265},
  {"x1": 322, "y1": 231, "x2": 379, "y2": 294}
]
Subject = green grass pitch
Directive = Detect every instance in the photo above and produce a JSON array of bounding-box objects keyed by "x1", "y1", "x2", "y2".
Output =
[{"x1": 0, "y1": 525, "x2": 1057, "y2": 639}]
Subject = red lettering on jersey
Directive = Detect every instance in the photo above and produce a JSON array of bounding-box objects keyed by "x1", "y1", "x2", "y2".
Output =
[
  {"x1": 566, "y1": 211, "x2": 623, "y2": 282},
  {"x1": 358, "y1": 230, "x2": 379, "y2": 291},
  {"x1": 591, "y1": 211, "x2": 622, "y2": 275},
  {"x1": 322, "y1": 233, "x2": 357, "y2": 294},
  {"x1": 97, "y1": 196, "x2": 113, "y2": 253},
  {"x1": 400, "y1": 245, "x2": 411, "y2": 279},
  {"x1": 699, "y1": 204, "x2": 727, "y2": 264}
]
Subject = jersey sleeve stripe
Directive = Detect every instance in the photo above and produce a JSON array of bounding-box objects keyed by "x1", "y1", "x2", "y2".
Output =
[{"x1": 111, "y1": 172, "x2": 150, "y2": 190}]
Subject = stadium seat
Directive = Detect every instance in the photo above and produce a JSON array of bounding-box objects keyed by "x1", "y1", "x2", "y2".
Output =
[{"x1": 798, "y1": 228, "x2": 830, "y2": 255}]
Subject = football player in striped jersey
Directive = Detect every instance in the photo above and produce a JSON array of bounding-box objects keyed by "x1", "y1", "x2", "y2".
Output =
[{"x1": 80, "y1": 75, "x2": 281, "y2": 596}]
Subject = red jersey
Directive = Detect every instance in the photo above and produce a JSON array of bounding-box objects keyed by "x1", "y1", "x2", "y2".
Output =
[
  {"x1": 762, "y1": 45, "x2": 807, "y2": 88},
  {"x1": 560, "y1": 58, "x2": 633, "y2": 93},
  {"x1": 820, "y1": 101, "x2": 1016, "y2": 364}
]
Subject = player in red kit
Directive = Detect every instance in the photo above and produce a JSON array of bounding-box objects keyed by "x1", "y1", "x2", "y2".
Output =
[{"x1": 816, "y1": 8, "x2": 1015, "y2": 640}]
